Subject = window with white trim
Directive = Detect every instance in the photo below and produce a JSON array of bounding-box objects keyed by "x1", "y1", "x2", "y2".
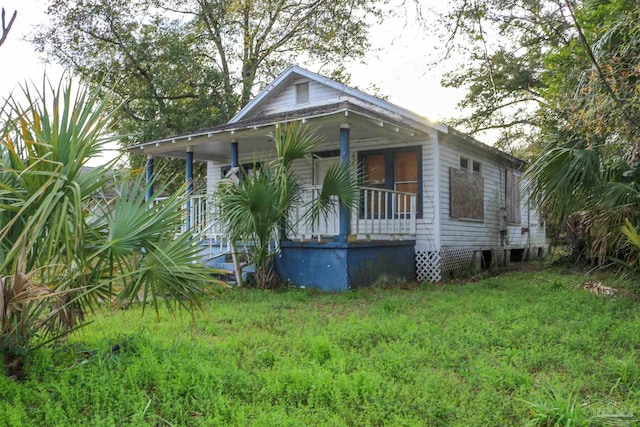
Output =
[{"x1": 460, "y1": 156, "x2": 481, "y2": 174}]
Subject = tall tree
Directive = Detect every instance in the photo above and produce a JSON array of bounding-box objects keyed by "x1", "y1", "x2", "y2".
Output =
[
  {"x1": 526, "y1": 0, "x2": 640, "y2": 263},
  {"x1": 34, "y1": 0, "x2": 386, "y2": 141},
  {"x1": 190, "y1": 0, "x2": 383, "y2": 107},
  {"x1": 34, "y1": 0, "x2": 386, "y2": 191},
  {"x1": 33, "y1": 1, "x2": 231, "y2": 147},
  {"x1": 437, "y1": 0, "x2": 640, "y2": 263},
  {"x1": 434, "y1": 0, "x2": 574, "y2": 151}
]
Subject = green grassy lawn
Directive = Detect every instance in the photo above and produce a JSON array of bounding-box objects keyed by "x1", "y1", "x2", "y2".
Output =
[{"x1": 2, "y1": 267, "x2": 640, "y2": 426}]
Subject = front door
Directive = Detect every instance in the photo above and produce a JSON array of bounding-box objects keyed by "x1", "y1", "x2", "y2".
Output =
[{"x1": 361, "y1": 147, "x2": 421, "y2": 218}]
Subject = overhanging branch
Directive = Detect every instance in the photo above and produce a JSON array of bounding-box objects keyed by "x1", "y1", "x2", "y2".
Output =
[{"x1": 0, "y1": 8, "x2": 17, "y2": 47}]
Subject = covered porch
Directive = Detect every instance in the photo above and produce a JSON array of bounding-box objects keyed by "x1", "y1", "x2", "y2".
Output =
[
  {"x1": 185, "y1": 186, "x2": 417, "y2": 243},
  {"x1": 134, "y1": 104, "x2": 424, "y2": 289}
]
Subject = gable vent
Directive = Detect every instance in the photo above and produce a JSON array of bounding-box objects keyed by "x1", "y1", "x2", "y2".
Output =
[{"x1": 296, "y1": 82, "x2": 309, "y2": 104}]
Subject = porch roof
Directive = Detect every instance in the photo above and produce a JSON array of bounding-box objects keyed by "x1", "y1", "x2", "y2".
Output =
[
  {"x1": 127, "y1": 63, "x2": 526, "y2": 169},
  {"x1": 127, "y1": 100, "x2": 436, "y2": 162},
  {"x1": 129, "y1": 106, "x2": 525, "y2": 170}
]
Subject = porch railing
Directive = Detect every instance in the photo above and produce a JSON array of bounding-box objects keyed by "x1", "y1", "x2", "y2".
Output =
[
  {"x1": 153, "y1": 194, "x2": 224, "y2": 241},
  {"x1": 159, "y1": 186, "x2": 417, "y2": 243},
  {"x1": 187, "y1": 194, "x2": 224, "y2": 240},
  {"x1": 357, "y1": 186, "x2": 417, "y2": 238},
  {"x1": 288, "y1": 186, "x2": 417, "y2": 241}
]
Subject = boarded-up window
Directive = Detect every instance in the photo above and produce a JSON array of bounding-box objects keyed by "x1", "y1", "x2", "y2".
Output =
[
  {"x1": 395, "y1": 150, "x2": 419, "y2": 196},
  {"x1": 450, "y1": 167, "x2": 484, "y2": 220},
  {"x1": 364, "y1": 154, "x2": 386, "y2": 186},
  {"x1": 505, "y1": 170, "x2": 521, "y2": 224}
]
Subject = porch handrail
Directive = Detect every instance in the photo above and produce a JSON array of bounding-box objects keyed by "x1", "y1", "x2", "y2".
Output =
[
  {"x1": 153, "y1": 194, "x2": 225, "y2": 241},
  {"x1": 356, "y1": 186, "x2": 417, "y2": 237},
  {"x1": 157, "y1": 186, "x2": 417, "y2": 243},
  {"x1": 289, "y1": 185, "x2": 417, "y2": 240}
]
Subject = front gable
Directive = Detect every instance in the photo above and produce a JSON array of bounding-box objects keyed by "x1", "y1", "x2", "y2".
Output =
[
  {"x1": 229, "y1": 65, "x2": 348, "y2": 124},
  {"x1": 228, "y1": 65, "x2": 444, "y2": 131},
  {"x1": 241, "y1": 76, "x2": 346, "y2": 120}
]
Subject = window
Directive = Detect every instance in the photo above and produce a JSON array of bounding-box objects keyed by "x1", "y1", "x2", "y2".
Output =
[
  {"x1": 450, "y1": 167, "x2": 484, "y2": 220},
  {"x1": 359, "y1": 147, "x2": 422, "y2": 218},
  {"x1": 472, "y1": 160, "x2": 481, "y2": 174},
  {"x1": 460, "y1": 157, "x2": 469, "y2": 171},
  {"x1": 295, "y1": 82, "x2": 309, "y2": 104},
  {"x1": 460, "y1": 156, "x2": 481, "y2": 174}
]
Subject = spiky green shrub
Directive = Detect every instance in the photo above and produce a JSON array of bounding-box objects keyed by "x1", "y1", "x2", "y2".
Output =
[
  {"x1": 0, "y1": 79, "x2": 222, "y2": 378},
  {"x1": 215, "y1": 122, "x2": 359, "y2": 288}
]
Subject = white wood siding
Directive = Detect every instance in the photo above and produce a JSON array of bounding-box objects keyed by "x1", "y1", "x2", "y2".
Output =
[
  {"x1": 439, "y1": 136, "x2": 502, "y2": 248},
  {"x1": 206, "y1": 161, "x2": 222, "y2": 195},
  {"x1": 202, "y1": 130, "x2": 544, "y2": 253},
  {"x1": 438, "y1": 135, "x2": 545, "y2": 251},
  {"x1": 252, "y1": 79, "x2": 344, "y2": 118}
]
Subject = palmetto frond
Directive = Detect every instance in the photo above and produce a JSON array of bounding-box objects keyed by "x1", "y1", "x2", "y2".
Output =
[
  {"x1": 216, "y1": 121, "x2": 358, "y2": 288},
  {"x1": 307, "y1": 161, "x2": 359, "y2": 227},
  {"x1": 0, "y1": 78, "x2": 223, "y2": 371}
]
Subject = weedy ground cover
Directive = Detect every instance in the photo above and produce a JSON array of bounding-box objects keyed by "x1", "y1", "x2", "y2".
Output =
[{"x1": 2, "y1": 268, "x2": 640, "y2": 426}]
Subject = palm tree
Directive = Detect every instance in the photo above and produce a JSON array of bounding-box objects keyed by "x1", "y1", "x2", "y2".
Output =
[
  {"x1": 526, "y1": 4, "x2": 640, "y2": 266},
  {"x1": 525, "y1": 132, "x2": 640, "y2": 263},
  {"x1": 215, "y1": 122, "x2": 359, "y2": 289},
  {"x1": 0, "y1": 79, "x2": 222, "y2": 377}
]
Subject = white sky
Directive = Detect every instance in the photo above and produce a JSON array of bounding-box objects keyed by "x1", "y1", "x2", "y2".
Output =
[{"x1": 0, "y1": 1, "x2": 468, "y2": 164}]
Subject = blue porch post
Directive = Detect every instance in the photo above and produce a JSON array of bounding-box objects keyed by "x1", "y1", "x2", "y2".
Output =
[
  {"x1": 231, "y1": 140, "x2": 239, "y2": 168},
  {"x1": 185, "y1": 147, "x2": 194, "y2": 230},
  {"x1": 337, "y1": 123, "x2": 350, "y2": 242},
  {"x1": 145, "y1": 154, "x2": 154, "y2": 203}
]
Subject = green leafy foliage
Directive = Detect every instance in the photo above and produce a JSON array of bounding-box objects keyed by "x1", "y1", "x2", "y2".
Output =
[
  {"x1": 435, "y1": 1, "x2": 640, "y2": 266},
  {"x1": 32, "y1": 0, "x2": 386, "y2": 144},
  {"x1": 436, "y1": 0, "x2": 573, "y2": 150},
  {"x1": 523, "y1": 1, "x2": 640, "y2": 265},
  {"x1": 215, "y1": 123, "x2": 358, "y2": 288},
  {"x1": 0, "y1": 78, "x2": 222, "y2": 377},
  {"x1": 32, "y1": 0, "x2": 388, "y2": 192}
]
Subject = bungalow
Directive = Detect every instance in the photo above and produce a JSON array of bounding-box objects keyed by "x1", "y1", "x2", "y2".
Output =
[{"x1": 131, "y1": 65, "x2": 546, "y2": 291}]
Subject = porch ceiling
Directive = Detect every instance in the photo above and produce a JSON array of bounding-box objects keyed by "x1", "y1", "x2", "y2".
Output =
[{"x1": 130, "y1": 106, "x2": 432, "y2": 163}]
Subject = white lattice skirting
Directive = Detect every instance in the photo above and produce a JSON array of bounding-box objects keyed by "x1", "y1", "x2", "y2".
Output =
[
  {"x1": 415, "y1": 250, "x2": 441, "y2": 282},
  {"x1": 416, "y1": 247, "x2": 515, "y2": 282},
  {"x1": 440, "y1": 247, "x2": 477, "y2": 276}
]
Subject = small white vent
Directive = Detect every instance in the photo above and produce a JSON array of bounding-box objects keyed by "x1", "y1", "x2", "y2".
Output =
[{"x1": 296, "y1": 82, "x2": 309, "y2": 104}]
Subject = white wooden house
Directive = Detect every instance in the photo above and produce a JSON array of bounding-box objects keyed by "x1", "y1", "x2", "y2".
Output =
[{"x1": 131, "y1": 65, "x2": 546, "y2": 289}]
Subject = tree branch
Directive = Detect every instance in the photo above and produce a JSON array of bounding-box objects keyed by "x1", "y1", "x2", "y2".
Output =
[
  {"x1": 564, "y1": 0, "x2": 640, "y2": 136},
  {"x1": 0, "y1": 8, "x2": 17, "y2": 47},
  {"x1": 472, "y1": 119, "x2": 537, "y2": 133}
]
